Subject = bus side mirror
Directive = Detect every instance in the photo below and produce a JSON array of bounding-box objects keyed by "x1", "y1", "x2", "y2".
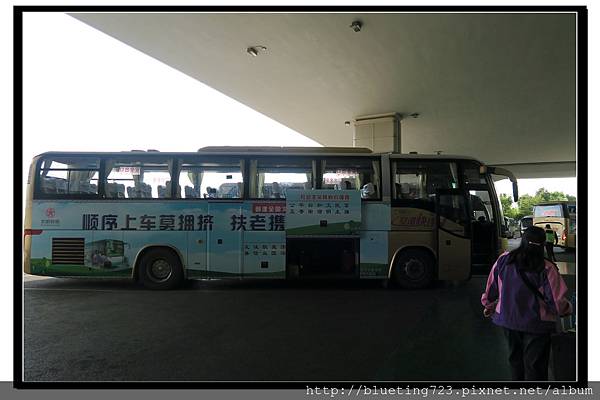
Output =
[{"x1": 512, "y1": 182, "x2": 519, "y2": 202}]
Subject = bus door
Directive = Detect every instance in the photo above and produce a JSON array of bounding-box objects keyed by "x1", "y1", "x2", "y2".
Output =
[
  {"x1": 436, "y1": 190, "x2": 471, "y2": 280},
  {"x1": 468, "y1": 188, "x2": 498, "y2": 268},
  {"x1": 207, "y1": 202, "x2": 243, "y2": 278}
]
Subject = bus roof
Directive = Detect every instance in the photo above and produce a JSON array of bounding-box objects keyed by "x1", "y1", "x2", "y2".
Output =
[
  {"x1": 535, "y1": 201, "x2": 575, "y2": 205},
  {"x1": 198, "y1": 146, "x2": 373, "y2": 153},
  {"x1": 33, "y1": 148, "x2": 481, "y2": 162}
]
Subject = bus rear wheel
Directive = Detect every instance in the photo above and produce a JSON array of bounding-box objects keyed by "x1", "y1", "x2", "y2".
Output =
[
  {"x1": 392, "y1": 249, "x2": 435, "y2": 289},
  {"x1": 138, "y1": 248, "x2": 183, "y2": 290}
]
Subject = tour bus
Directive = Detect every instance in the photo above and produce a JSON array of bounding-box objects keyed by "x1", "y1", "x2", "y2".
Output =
[
  {"x1": 23, "y1": 147, "x2": 518, "y2": 289},
  {"x1": 533, "y1": 201, "x2": 576, "y2": 250}
]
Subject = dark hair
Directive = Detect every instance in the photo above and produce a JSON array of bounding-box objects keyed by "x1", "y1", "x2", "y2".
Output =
[
  {"x1": 545, "y1": 224, "x2": 551, "y2": 229},
  {"x1": 506, "y1": 226, "x2": 546, "y2": 272}
]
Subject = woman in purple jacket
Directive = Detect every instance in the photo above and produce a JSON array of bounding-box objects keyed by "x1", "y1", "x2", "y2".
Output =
[{"x1": 481, "y1": 226, "x2": 572, "y2": 381}]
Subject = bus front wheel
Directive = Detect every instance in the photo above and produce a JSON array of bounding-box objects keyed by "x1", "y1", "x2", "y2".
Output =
[
  {"x1": 392, "y1": 249, "x2": 435, "y2": 289},
  {"x1": 138, "y1": 248, "x2": 183, "y2": 290}
]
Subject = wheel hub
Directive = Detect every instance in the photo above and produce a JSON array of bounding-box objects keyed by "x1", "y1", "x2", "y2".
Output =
[
  {"x1": 404, "y1": 258, "x2": 425, "y2": 280},
  {"x1": 149, "y1": 259, "x2": 172, "y2": 282}
]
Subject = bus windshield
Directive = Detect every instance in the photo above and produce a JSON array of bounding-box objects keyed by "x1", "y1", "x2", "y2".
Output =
[{"x1": 533, "y1": 204, "x2": 564, "y2": 217}]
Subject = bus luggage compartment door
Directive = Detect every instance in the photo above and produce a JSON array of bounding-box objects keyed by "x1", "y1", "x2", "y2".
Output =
[
  {"x1": 207, "y1": 202, "x2": 243, "y2": 278},
  {"x1": 436, "y1": 190, "x2": 471, "y2": 280}
]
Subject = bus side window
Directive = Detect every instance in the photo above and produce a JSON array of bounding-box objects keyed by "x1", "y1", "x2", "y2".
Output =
[
  {"x1": 321, "y1": 158, "x2": 380, "y2": 200},
  {"x1": 392, "y1": 161, "x2": 458, "y2": 201},
  {"x1": 38, "y1": 157, "x2": 100, "y2": 196},
  {"x1": 178, "y1": 159, "x2": 244, "y2": 199},
  {"x1": 105, "y1": 159, "x2": 172, "y2": 199},
  {"x1": 393, "y1": 173, "x2": 422, "y2": 200},
  {"x1": 249, "y1": 158, "x2": 314, "y2": 199}
]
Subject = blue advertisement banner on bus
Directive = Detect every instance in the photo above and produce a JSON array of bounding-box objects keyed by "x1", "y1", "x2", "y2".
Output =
[{"x1": 29, "y1": 200, "x2": 288, "y2": 278}]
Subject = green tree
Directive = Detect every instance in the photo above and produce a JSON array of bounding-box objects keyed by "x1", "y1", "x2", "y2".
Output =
[
  {"x1": 515, "y1": 194, "x2": 537, "y2": 219},
  {"x1": 535, "y1": 188, "x2": 570, "y2": 202},
  {"x1": 500, "y1": 193, "x2": 518, "y2": 219}
]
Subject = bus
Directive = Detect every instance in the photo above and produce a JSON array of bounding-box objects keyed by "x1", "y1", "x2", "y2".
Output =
[
  {"x1": 23, "y1": 147, "x2": 518, "y2": 289},
  {"x1": 533, "y1": 201, "x2": 576, "y2": 250}
]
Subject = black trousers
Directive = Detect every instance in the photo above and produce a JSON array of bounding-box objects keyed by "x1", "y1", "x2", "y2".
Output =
[
  {"x1": 503, "y1": 328, "x2": 552, "y2": 381},
  {"x1": 545, "y1": 243, "x2": 556, "y2": 261}
]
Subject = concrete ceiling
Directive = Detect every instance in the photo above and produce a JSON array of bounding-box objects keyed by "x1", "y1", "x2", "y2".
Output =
[{"x1": 70, "y1": 12, "x2": 577, "y2": 178}]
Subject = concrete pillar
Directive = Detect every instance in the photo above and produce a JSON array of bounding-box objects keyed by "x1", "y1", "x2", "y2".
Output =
[{"x1": 352, "y1": 112, "x2": 402, "y2": 153}]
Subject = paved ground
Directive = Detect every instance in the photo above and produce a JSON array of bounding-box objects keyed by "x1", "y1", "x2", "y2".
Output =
[{"x1": 23, "y1": 246, "x2": 576, "y2": 382}]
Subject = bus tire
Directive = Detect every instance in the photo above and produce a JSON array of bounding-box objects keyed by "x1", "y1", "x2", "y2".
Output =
[
  {"x1": 392, "y1": 249, "x2": 435, "y2": 289},
  {"x1": 138, "y1": 248, "x2": 183, "y2": 290}
]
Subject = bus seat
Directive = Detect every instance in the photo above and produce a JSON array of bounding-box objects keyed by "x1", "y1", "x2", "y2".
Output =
[
  {"x1": 106, "y1": 183, "x2": 123, "y2": 198},
  {"x1": 184, "y1": 186, "x2": 196, "y2": 198},
  {"x1": 41, "y1": 177, "x2": 57, "y2": 193},
  {"x1": 138, "y1": 183, "x2": 146, "y2": 198},
  {"x1": 131, "y1": 182, "x2": 146, "y2": 198},
  {"x1": 271, "y1": 182, "x2": 282, "y2": 198},
  {"x1": 55, "y1": 179, "x2": 67, "y2": 194},
  {"x1": 116, "y1": 184, "x2": 125, "y2": 198},
  {"x1": 143, "y1": 183, "x2": 152, "y2": 198},
  {"x1": 105, "y1": 182, "x2": 115, "y2": 197},
  {"x1": 78, "y1": 182, "x2": 91, "y2": 194},
  {"x1": 89, "y1": 183, "x2": 97, "y2": 193},
  {"x1": 157, "y1": 185, "x2": 167, "y2": 198},
  {"x1": 340, "y1": 180, "x2": 353, "y2": 190},
  {"x1": 400, "y1": 183, "x2": 410, "y2": 197}
]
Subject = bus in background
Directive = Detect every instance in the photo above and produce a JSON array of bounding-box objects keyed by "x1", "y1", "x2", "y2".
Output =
[
  {"x1": 519, "y1": 215, "x2": 533, "y2": 235},
  {"x1": 23, "y1": 148, "x2": 518, "y2": 289},
  {"x1": 532, "y1": 201, "x2": 576, "y2": 250}
]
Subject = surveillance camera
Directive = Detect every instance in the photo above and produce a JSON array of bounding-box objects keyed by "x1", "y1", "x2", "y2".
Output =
[{"x1": 350, "y1": 20, "x2": 362, "y2": 32}]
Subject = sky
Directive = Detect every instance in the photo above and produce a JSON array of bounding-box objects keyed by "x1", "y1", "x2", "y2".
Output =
[
  {"x1": 22, "y1": 12, "x2": 320, "y2": 168},
  {"x1": 495, "y1": 178, "x2": 577, "y2": 200}
]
